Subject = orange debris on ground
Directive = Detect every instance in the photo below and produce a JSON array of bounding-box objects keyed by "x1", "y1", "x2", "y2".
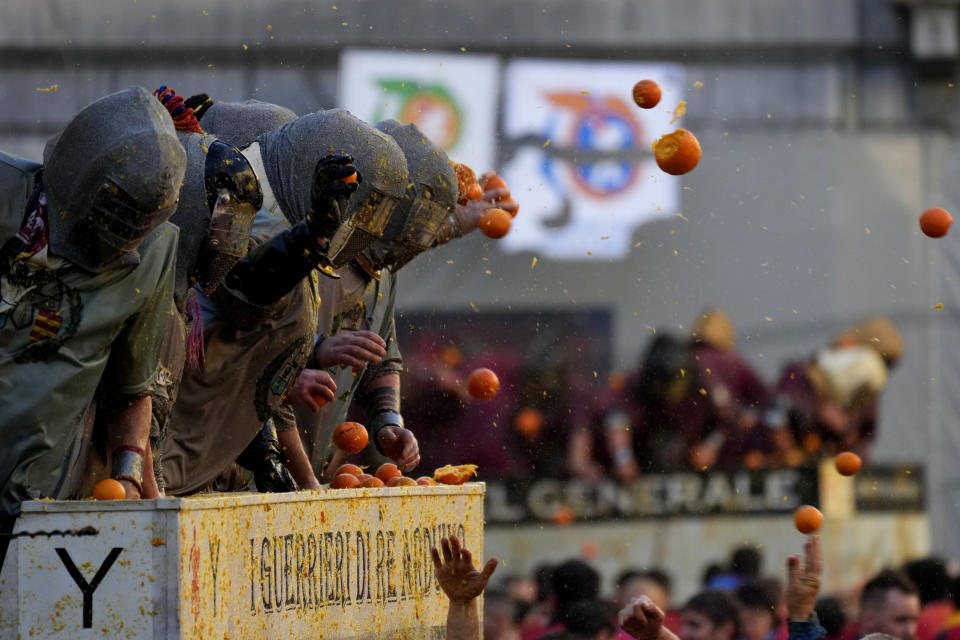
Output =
[
  {"x1": 919, "y1": 207, "x2": 953, "y2": 238},
  {"x1": 653, "y1": 129, "x2": 701, "y2": 176},
  {"x1": 632, "y1": 80, "x2": 662, "y2": 109},
  {"x1": 333, "y1": 421, "x2": 369, "y2": 454},
  {"x1": 467, "y1": 367, "x2": 500, "y2": 400},
  {"x1": 794, "y1": 505, "x2": 824, "y2": 534},
  {"x1": 434, "y1": 464, "x2": 478, "y2": 485}
]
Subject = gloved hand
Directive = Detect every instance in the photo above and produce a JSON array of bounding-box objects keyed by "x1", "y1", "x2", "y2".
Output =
[
  {"x1": 236, "y1": 426, "x2": 297, "y2": 493},
  {"x1": 307, "y1": 154, "x2": 361, "y2": 240}
]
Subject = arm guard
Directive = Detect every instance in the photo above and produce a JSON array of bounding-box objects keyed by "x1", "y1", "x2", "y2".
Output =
[
  {"x1": 357, "y1": 384, "x2": 403, "y2": 455},
  {"x1": 220, "y1": 220, "x2": 328, "y2": 308}
]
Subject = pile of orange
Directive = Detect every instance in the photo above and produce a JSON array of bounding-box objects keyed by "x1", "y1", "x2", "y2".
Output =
[{"x1": 328, "y1": 462, "x2": 435, "y2": 490}]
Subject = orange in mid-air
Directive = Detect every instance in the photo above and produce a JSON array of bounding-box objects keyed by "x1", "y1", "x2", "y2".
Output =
[
  {"x1": 835, "y1": 452, "x2": 863, "y2": 476},
  {"x1": 333, "y1": 463, "x2": 363, "y2": 477},
  {"x1": 375, "y1": 463, "x2": 402, "y2": 484},
  {"x1": 514, "y1": 407, "x2": 544, "y2": 439},
  {"x1": 331, "y1": 473, "x2": 362, "y2": 489},
  {"x1": 479, "y1": 208, "x2": 512, "y2": 239},
  {"x1": 467, "y1": 368, "x2": 500, "y2": 400},
  {"x1": 632, "y1": 79, "x2": 662, "y2": 109},
  {"x1": 416, "y1": 476, "x2": 438, "y2": 486},
  {"x1": 361, "y1": 476, "x2": 385, "y2": 488},
  {"x1": 434, "y1": 464, "x2": 479, "y2": 485},
  {"x1": 919, "y1": 207, "x2": 953, "y2": 238},
  {"x1": 652, "y1": 129, "x2": 701, "y2": 175},
  {"x1": 93, "y1": 478, "x2": 127, "y2": 500},
  {"x1": 333, "y1": 421, "x2": 368, "y2": 455},
  {"x1": 793, "y1": 505, "x2": 824, "y2": 534}
]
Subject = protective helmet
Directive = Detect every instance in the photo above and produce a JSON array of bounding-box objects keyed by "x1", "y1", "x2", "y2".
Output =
[
  {"x1": 170, "y1": 132, "x2": 262, "y2": 308},
  {"x1": 258, "y1": 108, "x2": 408, "y2": 268},
  {"x1": 638, "y1": 334, "x2": 692, "y2": 404},
  {"x1": 817, "y1": 345, "x2": 888, "y2": 407},
  {"x1": 851, "y1": 316, "x2": 903, "y2": 367},
  {"x1": 201, "y1": 99, "x2": 298, "y2": 149},
  {"x1": 362, "y1": 120, "x2": 458, "y2": 273},
  {"x1": 43, "y1": 87, "x2": 186, "y2": 271},
  {"x1": 691, "y1": 308, "x2": 736, "y2": 352}
]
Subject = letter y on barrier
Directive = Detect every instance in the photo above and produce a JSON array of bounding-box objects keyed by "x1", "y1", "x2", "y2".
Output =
[{"x1": 55, "y1": 547, "x2": 123, "y2": 628}]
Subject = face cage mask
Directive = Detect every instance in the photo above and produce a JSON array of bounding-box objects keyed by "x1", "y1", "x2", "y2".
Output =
[
  {"x1": 194, "y1": 191, "x2": 258, "y2": 294},
  {"x1": 324, "y1": 189, "x2": 400, "y2": 269},
  {"x1": 84, "y1": 177, "x2": 177, "y2": 267},
  {"x1": 385, "y1": 188, "x2": 451, "y2": 272}
]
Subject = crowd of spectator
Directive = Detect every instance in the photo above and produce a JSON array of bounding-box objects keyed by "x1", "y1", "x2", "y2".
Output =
[
  {"x1": 478, "y1": 540, "x2": 957, "y2": 640},
  {"x1": 401, "y1": 309, "x2": 904, "y2": 478}
]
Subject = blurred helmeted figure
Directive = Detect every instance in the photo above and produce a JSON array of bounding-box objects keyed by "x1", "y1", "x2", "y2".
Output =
[
  {"x1": 603, "y1": 334, "x2": 721, "y2": 477},
  {"x1": 84, "y1": 88, "x2": 268, "y2": 496},
  {"x1": 287, "y1": 120, "x2": 458, "y2": 484},
  {"x1": 688, "y1": 309, "x2": 770, "y2": 468},
  {"x1": 766, "y1": 317, "x2": 901, "y2": 460},
  {"x1": 0, "y1": 88, "x2": 186, "y2": 545},
  {"x1": 162, "y1": 105, "x2": 408, "y2": 495}
]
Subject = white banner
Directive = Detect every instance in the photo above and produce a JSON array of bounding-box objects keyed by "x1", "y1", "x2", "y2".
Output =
[
  {"x1": 338, "y1": 48, "x2": 499, "y2": 172},
  {"x1": 501, "y1": 59, "x2": 686, "y2": 259}
]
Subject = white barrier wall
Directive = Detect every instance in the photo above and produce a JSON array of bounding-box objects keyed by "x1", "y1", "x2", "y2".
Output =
[{"x1": 0, "y1": 485, "x2": 484, "y2": 639}]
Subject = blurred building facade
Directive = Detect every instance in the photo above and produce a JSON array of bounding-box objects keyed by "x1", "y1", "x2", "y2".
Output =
[{"x1": 2, "y1": 0, "x2": 960, "y2": 551}]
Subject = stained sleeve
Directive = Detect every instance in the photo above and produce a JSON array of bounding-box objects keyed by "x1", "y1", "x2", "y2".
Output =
[{"x1": 102, "y1": 223, "x2": 179, "y2": 398}]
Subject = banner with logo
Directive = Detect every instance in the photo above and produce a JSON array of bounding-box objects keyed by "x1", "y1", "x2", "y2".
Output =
[
  {"x1": 501, "y1": 59, "x2": 686, "y2": 259},
  {"x1": 339, "y1": 48, "x2": 499, "y2": 172}
]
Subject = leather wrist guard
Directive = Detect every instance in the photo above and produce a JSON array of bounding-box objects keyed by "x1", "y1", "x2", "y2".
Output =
[{"x1": 111, "y1": 446, "x2": 145, "y2": 494}]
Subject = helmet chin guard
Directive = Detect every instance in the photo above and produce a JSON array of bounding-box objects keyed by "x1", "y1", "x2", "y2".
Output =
[
  {"x1": 258, "y1": 108, "x2": 408, "y2": 267},
  {"x1": 362, "y1": 120, "x2": 458, "y2": 273}
]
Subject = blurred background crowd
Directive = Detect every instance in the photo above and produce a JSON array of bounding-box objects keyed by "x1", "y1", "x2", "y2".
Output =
[
  {"x1": 400, "y1": 308, "x2": 902, "y2": 479},
  {"x1": 483, "y1": 544, "x2": 957, "y2": 640}
]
